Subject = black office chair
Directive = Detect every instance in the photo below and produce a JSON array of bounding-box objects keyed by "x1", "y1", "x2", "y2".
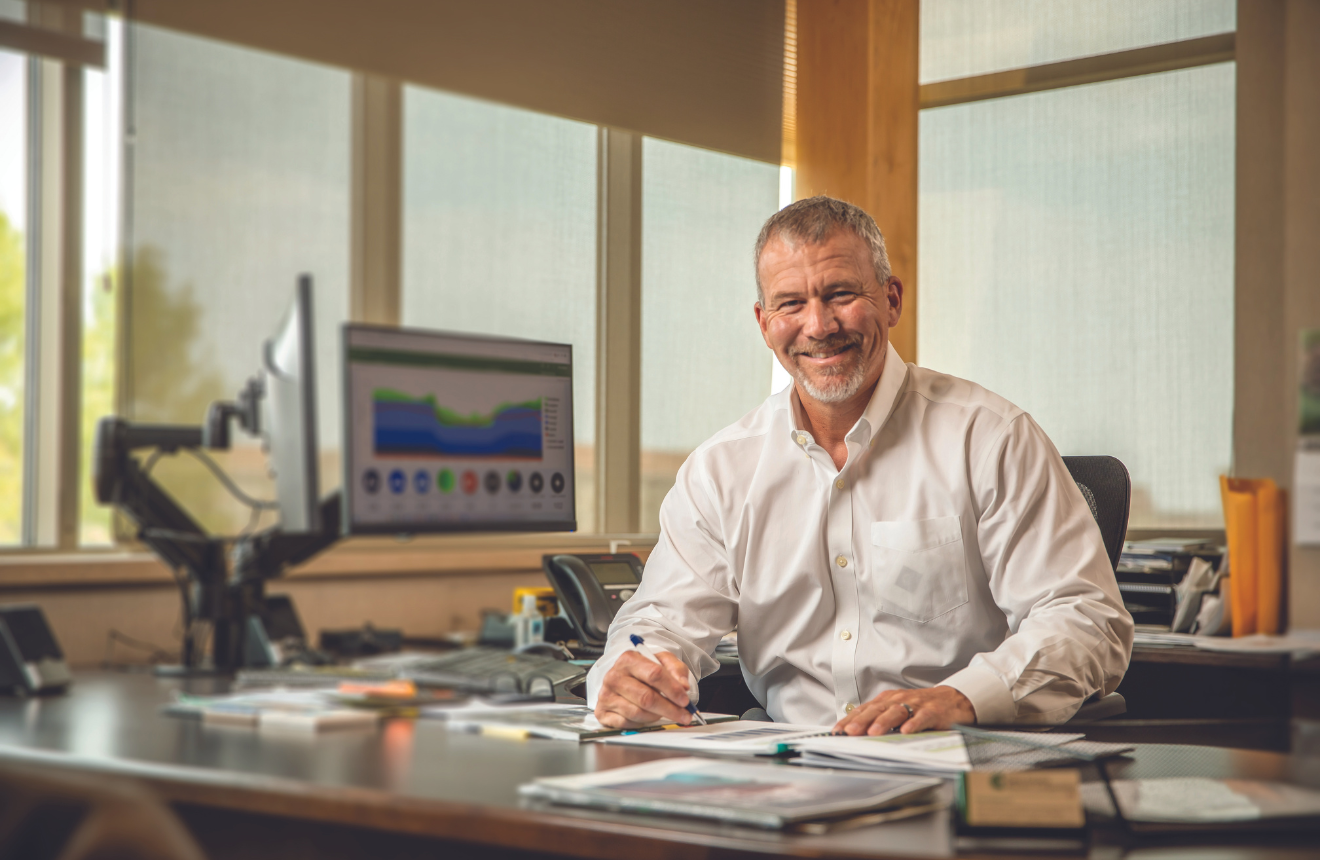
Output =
[
  {"x1": 0, "y1": 762, "x2": 206, "y2": 860},
  {"x1": 1062, "y1": 455, "x2": 1132, "y2": 724},
  {"x1": 1062, "y1": 455, "x2": 1131, "y2": 571}
]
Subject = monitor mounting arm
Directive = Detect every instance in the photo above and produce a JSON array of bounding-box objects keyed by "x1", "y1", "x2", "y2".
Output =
[{"x1": 92, "y1": 417, "x2": 339, "y2": 672}]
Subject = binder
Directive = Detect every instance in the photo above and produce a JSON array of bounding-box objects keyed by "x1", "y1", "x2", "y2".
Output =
[{"x1": 1219, "y1": 477, "x2": 1287, "y2": 636}]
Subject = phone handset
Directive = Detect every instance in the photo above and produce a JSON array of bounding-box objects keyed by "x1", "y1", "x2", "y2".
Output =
[{"x1": 546, "y1": 554, "x2": 617, "y2": 643}]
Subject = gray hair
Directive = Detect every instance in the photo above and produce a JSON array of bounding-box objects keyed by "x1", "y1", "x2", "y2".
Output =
[{"x1": 752, "y1": 196, "x2": 891, "y2": 305}]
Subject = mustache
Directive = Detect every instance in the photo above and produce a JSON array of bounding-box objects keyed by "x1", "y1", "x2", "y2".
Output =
[{"x1": 788, "y1": 333, "x2": 862, "y2": 358}]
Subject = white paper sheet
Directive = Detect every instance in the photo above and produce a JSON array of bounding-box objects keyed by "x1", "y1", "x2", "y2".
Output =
[{"x1": 1295, "y1": 448, "x2": 1320, "y2": 546}]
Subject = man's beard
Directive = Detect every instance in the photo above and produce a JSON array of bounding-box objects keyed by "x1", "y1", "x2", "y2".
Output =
[{"x1": 787, "y1": 333, "x2": 871, "y2": 404}]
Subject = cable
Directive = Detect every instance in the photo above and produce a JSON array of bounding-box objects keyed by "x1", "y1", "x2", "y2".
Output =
[
  {"x1": 103, "y1": 628, "x2": 176, "y2": 667},
  {"x1": 141, "y1": 448, "x2": 163, "y2": 476},
  {"x1": 182, "y1": 447, "x2": 280, "y2": 510}
]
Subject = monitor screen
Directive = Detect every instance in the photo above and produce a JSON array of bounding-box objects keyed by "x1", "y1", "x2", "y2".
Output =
[{"x1": 343, "y1": 325, "x2": 576, "y2": 534}]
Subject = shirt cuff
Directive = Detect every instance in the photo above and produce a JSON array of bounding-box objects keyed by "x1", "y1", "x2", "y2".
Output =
[{"x1": 942, "y1": 663, "x2": 1016, "y2": 724}]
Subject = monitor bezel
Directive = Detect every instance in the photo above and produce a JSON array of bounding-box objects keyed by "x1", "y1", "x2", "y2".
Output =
[
  {"x1": 341, "y1": 323, "x2": 578, "y2": 536},
  {"x1": 263, "y1": 274, "x2": 321, "y2": 533}
]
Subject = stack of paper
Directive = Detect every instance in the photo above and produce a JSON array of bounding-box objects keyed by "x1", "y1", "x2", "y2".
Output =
[
  {"x1": 599, "y1": 720, "x2": 832, "y2": 755},
  {"x1": 422, "y1": 701, "x2": 736, "y2": 742},
  {"x1": 794, "y1": 731, "x2": 1130, "y2": 776},
  {"x1": 165, "y1": 689, "x2": 380, "y2": 732},
  {"x1": 520, "y1": 757, "x2": 940, "y2": 830}
]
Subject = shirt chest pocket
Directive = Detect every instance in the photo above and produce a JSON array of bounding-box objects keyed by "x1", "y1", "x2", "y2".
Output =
[{"x1": 868, "y1": 517, "x2": 969, "y2": 623}]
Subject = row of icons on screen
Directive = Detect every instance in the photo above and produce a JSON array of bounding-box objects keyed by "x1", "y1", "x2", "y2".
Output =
[{"x1": 361, "y1": 468, "x2": 565, "y2": 496}]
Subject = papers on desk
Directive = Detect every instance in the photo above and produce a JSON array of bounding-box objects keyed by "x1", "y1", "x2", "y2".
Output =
[
  {"x1": 1082, "y1": 778, "x2": 1320, "y2": 826},
  {"x1": 165, "y1": 689, "x2": 381, "y2": 732},
  {"x1": 1132, "y1": 629, "x2": 1320, "y2": 657},
  {"x1": 793, "y1": 730, "x2": 1131, "y2": 776},
  {"x1": 1191, "y1": 631, "x2": 1320, "y2": 656},
  {"x1": 598, "y1": 720, "x2": 831, "y2": 755},
  {"x1": 422, "y1": 701, "x2": 737, "y2": 742},
  {"x1": 519, "y1": 756, "x2": 941, "y2": 830}
]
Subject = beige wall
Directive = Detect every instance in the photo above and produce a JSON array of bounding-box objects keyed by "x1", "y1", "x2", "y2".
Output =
[
  {"x1": 5, "y1": 571, "x2": 549, "y2": 668},
  {"x1": 1236, "y1": 0, "x2": 1320, "y2": 629}
]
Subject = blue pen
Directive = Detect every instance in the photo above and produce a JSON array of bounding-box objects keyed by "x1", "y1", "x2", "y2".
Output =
[{"x1": 629, "y1": 634, "x2": 707, "y2": 726}]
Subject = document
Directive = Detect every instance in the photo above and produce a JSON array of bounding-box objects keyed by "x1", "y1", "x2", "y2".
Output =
[
  {"x1": 1083, "y1": 777, "x2": 1320, "y2": 824},
  {"x1": 165, "y1": 689, "x2": 381, "y2": 732},
  {"x1": 598, "y1": 720, "x2": 832, "y2": 755},
  {"x1": 519, "y1": 756, "x2": 941, "y2": 829},
  {"x1": 423, "y1": 701, "x2": 735, "y2": 742},
  {"x1": 794, "y1": 730, "x2": 1109, "y2": 776},
  {"x1": 1295, "y1": 448, "x2": 1320, "y2": 546}
]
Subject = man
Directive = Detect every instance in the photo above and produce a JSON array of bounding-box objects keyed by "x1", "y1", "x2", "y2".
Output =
[{"x1": 588, "y1": 196, "x2": 1132, "y2": 735}]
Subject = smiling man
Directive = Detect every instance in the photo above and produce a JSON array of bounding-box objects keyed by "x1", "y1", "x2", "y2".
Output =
[{"x1": 588, "y1": 196, "x2": 1132, "y2": 734}]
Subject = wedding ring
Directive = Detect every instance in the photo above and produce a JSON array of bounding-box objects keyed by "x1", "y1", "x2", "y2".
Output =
[{"x1": 898, "y1": 702, "x2": 914, "y2": 720}]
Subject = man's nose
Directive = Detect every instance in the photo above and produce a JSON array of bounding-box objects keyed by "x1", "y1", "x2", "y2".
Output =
[{"x1": 801, "y1": 298, "x2": 840, "y2": 339}]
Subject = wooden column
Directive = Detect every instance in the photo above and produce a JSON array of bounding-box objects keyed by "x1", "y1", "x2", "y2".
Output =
[{"x1": 795, "y1": 0, "x2": 919, "y2": 362}]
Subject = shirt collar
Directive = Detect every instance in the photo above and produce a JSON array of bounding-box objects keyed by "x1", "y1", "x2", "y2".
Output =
[{"x1": 780, "y1": 341, "x2": 909, "y2": 447}]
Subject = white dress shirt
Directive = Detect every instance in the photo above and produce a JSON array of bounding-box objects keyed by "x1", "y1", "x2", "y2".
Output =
[{"x1": 586, "y1": 342, "x2": 1133, "y2": 726}]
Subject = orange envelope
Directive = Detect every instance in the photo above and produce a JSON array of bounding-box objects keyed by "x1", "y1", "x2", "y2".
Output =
[{"x1": 1219, "y1": 476, "x2": 1287, "y2": 636}]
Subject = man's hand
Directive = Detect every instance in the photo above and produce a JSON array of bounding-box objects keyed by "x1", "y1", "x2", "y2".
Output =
[
  {"x1": 832, "y1": 685, "x2": 975, "y2": 736},
  {"x1": 594, "y1": 649, "x2": 694, "y2": 729}
]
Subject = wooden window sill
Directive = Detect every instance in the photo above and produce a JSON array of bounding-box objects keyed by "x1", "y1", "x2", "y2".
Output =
[{"x1": 0, "y1": 534, "x2": 658, "y2": 589}]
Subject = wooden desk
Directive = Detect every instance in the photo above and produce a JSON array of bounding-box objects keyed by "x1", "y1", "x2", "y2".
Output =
[{"x1": 2, "y1": 671, "x2": 1319, "y2": 860}]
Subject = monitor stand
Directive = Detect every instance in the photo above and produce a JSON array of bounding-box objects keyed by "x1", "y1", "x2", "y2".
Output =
[{"x1": 93, "y1": 417, "x2": 340, "y2": 675}]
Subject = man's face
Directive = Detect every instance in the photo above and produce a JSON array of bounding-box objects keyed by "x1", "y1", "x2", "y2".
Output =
[{"x1": 754, "y1": 229, "x2": 902, "y2": 407}]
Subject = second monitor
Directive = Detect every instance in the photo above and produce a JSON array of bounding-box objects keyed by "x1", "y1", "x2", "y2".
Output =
[{"x1": 343, "y1": 325, "x2": 576, "y2": 535}]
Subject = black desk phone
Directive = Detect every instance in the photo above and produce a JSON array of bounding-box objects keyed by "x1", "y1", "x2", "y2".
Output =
[{"x1": 541, "y1": 553, "x2": 644, "y2": 646}]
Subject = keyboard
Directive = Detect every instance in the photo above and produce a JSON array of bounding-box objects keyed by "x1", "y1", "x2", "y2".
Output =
[{"x1": 400, "y1": 648, "x2": 586, "y2": 691}]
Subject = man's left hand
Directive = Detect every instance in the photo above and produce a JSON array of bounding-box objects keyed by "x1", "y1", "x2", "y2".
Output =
[{"x1": 832, "y1": 685, "x2": 976, "y2": 736}]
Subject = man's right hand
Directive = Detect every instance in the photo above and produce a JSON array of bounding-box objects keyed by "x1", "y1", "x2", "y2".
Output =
[{"x1": 594, "y1": 649, "x2": 694, "y2": 729}]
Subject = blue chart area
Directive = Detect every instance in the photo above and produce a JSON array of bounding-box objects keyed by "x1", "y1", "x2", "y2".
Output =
[{"x1": 373, "y1": 390, "x2": 543, "y2": 459}]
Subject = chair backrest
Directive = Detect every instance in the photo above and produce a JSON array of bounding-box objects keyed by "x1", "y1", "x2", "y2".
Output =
[
  {"x1": 1062, "y1": 455, "x2": 1130, "y2": 571},
  {"x1": 0, "y1": 762, "x2": 206, "y2": 860}
]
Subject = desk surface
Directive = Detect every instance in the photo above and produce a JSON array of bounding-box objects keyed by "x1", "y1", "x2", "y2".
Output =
[{"x1": 2, "y1": 672, "x2": 1320, "y2": 860}]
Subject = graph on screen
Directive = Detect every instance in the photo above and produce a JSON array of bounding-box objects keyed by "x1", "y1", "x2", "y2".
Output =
[{"x1": 373, "y1": 389, "x2": 543, "y2": 459}]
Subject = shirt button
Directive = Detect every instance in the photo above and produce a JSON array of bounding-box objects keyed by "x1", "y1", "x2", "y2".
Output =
[
  {"x1": 835, "y1": 555, "x2": 847, "y2": 568},
  {"x1": 834, "y1": 478, "x2": 844, "y2": 490},
  {"x1": 840, "y1": 630, "x2": 852, "y2": 640},
  {"x1": 845, "y1": 703, "x2": 856, "y2": 713}
]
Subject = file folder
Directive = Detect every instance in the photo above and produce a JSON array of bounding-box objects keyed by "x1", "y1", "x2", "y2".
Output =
[{"x1": 1219, "y1": 477, "x2": 1287, "y2": 636}]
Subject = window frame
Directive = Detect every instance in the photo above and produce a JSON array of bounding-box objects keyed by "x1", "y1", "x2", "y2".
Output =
[
  {"x1": 0, "y1": 18, "x2": 663, "y2": 582},
  {"x1": 915, "y1": 25, "x2": 1237, "y2": 544}
]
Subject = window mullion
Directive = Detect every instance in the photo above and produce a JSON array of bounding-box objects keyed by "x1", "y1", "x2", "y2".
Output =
[
  {"x1": 594, "y1": 127, "x2": 642, "y2": 534},
  {"x1": 349, "y1": 73, "x2": 402, "y2": 326}
]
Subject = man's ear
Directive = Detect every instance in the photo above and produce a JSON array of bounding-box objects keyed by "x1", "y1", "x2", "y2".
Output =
[
  {"x1": 754, "y1": 301, "x2": 774, "y2": 349},
  {"x1": 887, "y1": 278, "x2": 904, "y2": 326}
]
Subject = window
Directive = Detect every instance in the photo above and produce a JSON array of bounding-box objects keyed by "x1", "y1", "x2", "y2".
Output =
[
  {"x1": 402, "y1": 87, "x2": 598, "y2": 531},
  {"x1": 639, "y1": 138, "x2": 780, "y2": 532},
  {"x1": 917, "y1": 1, "x2": 1236, "y2": 528},
  {"x1": 0, "y1": 2, "x2": 117, "y2": 548},
  {"x1": 921, "y1": 0, "x2": 1236, "y2": 82},
  {"x1": 124, "y1": 24, "x2": 351, "y2": 536},
  {"x1": 80, "y1": 13, "x2": 122, "y2": 545},
  {"x1": 2, "y1": 9, "x2": 792, "y2": 556},
  {"x1": 0, "y1": 48, "x2": 25, "y2": 545}
]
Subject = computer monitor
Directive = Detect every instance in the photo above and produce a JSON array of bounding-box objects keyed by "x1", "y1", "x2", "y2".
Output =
[
  {"x1": 342, "y1": 325, "x2": 576, "y2": 534},
  {"x1": 262, "y1": 275, "x2": 321, "y2": 533}
]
